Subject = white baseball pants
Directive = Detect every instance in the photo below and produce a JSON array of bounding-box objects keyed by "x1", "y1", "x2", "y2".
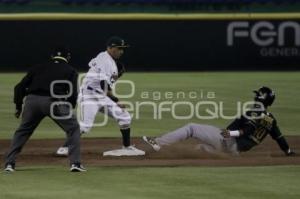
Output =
[{"x1": 78, "y1": 89, "x2": 131, "y2": 133}]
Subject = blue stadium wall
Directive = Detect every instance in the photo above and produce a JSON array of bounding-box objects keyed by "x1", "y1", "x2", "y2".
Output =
[{"x1": 1, "y1": 14, "x2": 300, "y2": 71}]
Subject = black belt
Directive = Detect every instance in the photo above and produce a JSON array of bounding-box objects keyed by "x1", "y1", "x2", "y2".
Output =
[
  {"x1": 29, "y1": 91, "x2": 51, "y2": 96},
  {"x1": 87, "y1": 86, "x2": 101, "y2": 94}
]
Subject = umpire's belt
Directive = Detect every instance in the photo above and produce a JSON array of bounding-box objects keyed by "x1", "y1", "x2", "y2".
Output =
[{"x1": 87, "y1": 86, "x2": 102, "y2": 94}]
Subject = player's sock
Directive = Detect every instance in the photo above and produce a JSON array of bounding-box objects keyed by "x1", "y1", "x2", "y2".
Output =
[
  {"x1": 62, "y1": 139, "x2": 70, "y2": 147},
  {"x1": 120, "y1": 128, "x2": 130, "y2": 147}
]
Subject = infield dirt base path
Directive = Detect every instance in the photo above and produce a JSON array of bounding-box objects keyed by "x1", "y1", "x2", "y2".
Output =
[{"x1": 0, "y1": 136, "x2": 299, "y2": 167}]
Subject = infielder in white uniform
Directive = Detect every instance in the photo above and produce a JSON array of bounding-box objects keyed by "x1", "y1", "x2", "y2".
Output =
[{"x1": 56, "y1": 36, "x2": 145, "y2": 156}]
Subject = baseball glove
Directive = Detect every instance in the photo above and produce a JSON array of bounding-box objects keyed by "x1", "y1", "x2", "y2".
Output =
[{"x1": 116, "y1": 61, "x2": 126, "y2": 78}]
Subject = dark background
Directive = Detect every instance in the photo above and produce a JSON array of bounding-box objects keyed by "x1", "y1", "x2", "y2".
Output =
[{"x1": 1, "y1": 19, "x2": 299, "y2": 71}]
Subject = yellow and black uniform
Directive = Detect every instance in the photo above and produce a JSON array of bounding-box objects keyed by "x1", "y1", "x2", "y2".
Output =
[
  {"x1": 145, "y1": 87, "x2": 295, "y2": 158},
  {"x1": 227, "y1": 109, "x2": 290, "y2": 153}
]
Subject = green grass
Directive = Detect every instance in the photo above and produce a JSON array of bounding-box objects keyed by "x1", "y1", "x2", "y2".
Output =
[
  {"x1": 0, "y1": 72, "x2": 300, "y2": 139},
  {"x1": 1, "y1": 166, "x2": 300, "y2": 199},
  {"x1": 1, "y1": 72, "x2": 300, "y2": 199}
]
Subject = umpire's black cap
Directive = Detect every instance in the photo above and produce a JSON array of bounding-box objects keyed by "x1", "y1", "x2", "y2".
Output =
[
  {"x1": 52, "y1": 46, "x2": 71, "y2": 59},
  {"x1": 106, "y1": 36, "x2": 130, "y2": 48}
]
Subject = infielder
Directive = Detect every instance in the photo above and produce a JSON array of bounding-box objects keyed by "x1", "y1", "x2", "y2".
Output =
[
  {"x1": 143, "y1": 87, "x2": 296, "y2": 157},
  {"x1": 56, "y1": 36, "x2": 145, "y2": 156},
  {"x1": 4, "y1": 47, "x2": 86, "y2": 172}
]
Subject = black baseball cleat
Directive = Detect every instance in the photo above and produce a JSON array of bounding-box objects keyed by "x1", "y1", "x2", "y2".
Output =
[
  {"x1": 4, "y1": 163, "x2": 15, "y2": 173},
  {"x1": 70, "y1": 163, "x2": 87, "y2": 172}
]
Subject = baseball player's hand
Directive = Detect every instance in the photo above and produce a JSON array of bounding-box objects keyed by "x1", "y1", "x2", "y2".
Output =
[
  {"x1": 285, "y1": 149, "x2": 296, "y2": 156},
  {"x1": 220, "y1": 129, "x2": 230, "y2": 138},
  {"x1": 117, "y1": 102, "x2": 126, "y2": 109},
  {"x1": 15, "y1": 109, "x2": 22, "y2": 118}
]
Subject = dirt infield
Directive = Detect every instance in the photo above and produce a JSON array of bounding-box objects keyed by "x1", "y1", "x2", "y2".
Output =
[{"x1": 0, "y1": 136, "x2": 299, "y2": 167}]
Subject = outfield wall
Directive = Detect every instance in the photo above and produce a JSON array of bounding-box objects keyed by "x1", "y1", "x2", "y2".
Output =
[{"x1": 1, "y1": 13, "x2": 300, "y2": 71}]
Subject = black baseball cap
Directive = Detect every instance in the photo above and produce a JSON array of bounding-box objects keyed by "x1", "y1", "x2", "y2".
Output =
[
  {"x1": 106, "y1": 36, "x2": 130, "y2": 48},
  {"x1": 51, "y1": 45, "x2": 71, "y2": 60}
]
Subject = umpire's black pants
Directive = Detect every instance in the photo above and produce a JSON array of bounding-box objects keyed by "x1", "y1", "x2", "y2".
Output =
[{"x1": 5, "y1": 95, "x2": 81, "y2": 166}]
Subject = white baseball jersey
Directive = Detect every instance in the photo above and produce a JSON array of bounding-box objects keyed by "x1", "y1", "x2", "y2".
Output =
[
  {"x1": 78, "y1": 51, "x2": 131, "y2": 133},
  {"x1": 81, "y1": 51, "x2": 118, "y2": 93}
]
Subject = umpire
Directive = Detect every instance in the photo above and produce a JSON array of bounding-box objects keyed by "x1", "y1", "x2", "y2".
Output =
[{"x1": 4, "y1": 47, "x2": 86, "y2": 172}]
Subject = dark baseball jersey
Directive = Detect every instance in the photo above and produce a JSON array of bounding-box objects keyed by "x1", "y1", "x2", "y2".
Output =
[{"x1": 227, "y1": 109, "x2": 290, "y2": 152}]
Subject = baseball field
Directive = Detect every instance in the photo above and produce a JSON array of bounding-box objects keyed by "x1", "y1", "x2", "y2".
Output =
[{"x1": 1, "y1": 72, "x2": 300, "y2": 199}]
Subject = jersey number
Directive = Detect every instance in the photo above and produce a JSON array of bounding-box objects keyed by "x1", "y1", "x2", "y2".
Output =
[{"x1": 253, "y1": 127, "x2": 267, "y2": 140}]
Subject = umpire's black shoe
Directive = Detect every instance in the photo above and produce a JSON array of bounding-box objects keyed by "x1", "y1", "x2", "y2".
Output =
[
  {"x1": 4, "y1": 163, "x2": 15, "y2": 173},
  {"x1": 70, "y1": 163, "x2": 87, "y2": 172}
]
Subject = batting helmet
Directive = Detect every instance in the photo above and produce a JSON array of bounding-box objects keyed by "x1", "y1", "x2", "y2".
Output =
[{"x1": 253, "y1": 86, "x2": 275, "y2": 107}]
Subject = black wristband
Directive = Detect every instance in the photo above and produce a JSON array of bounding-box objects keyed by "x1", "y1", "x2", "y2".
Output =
[{"x1": 109, "y1": 95, "x2": 119, "y2": 103}]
